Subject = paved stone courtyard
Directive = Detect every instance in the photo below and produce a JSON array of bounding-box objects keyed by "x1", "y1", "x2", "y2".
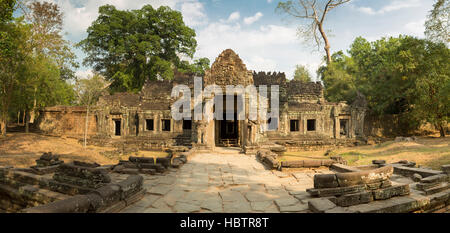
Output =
[{"x1": 119, "y1": 149, "x2": 332, "y2": 213}]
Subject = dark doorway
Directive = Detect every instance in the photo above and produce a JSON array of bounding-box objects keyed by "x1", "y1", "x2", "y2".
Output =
[
  {"x1": 183, "y1": 119, "x2": 192, "y2": 130},
  {"x1": 307, "y1": 119, "x2": 316, "y2": 131},
  {"x1": 215, "y1": 95, "x2": 240, "y2": 147},
  {"x1": 114, "y1": 119, "x2": 121, "y2": 136},
  {"x1": 162, "y1": 119, "x2": 171, "y2": 131},
  {"x1": 135, "y1": 114, "x2": 139, "y2": 136},
  {"x1": 146, "y1": 119, "x2": 154, "y2": 131},
  {"x1": 340, "y1": 119, "x2": 348, "y2": 137}
]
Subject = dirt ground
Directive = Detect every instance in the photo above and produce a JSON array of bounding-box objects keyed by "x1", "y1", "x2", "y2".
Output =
[
  {"x1": 0, "y1": 133, "x2": 449, "y2": 170},
  {"x1": 0, "y1": 133, "x2": 167, "y2": 168},
  {"x1": 282, "y1": 137, "x2": 450, "y2": 170}
]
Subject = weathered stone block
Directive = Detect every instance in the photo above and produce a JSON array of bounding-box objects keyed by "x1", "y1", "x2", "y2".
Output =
[
  {"x1": 137, "y1": 163, "x2": 165, "y2": 173},
  {"x1": 22, "y1": 195, "x2": 92, "y2": 213},
  {"x1": 412, "y1": 173, "x2": 422, "y2": 182},
  {"x1": 335, "y1": 191, "x2": 373, "y2": 207},
  {"x1": 116, "y1": 175, "x2": 143, "y2": 200},
  {"x1": 129, "y1": 156, "x2": 155, "y2": 164},
  {"x1": 372, "y1": 184, "x2": 410, "y2": 200},
  {"x1": 302, "y1": 160, "x2": 322, "y2": 168},
  {"x1": 441, "y1": 165, "x2": 450, "y2": 175},
  {"x1": 416, "y1": 182, "x2": 441, "y2": 191},
  {"x1": 308, "y1": 198, "x2": 337, "y2": 213},
  {"x1": 307, "y1": 185, "x2": 366, "y2": 197},
  {"x1": 420, "y1": 174, "x2": 448, "y2": 184},
  {"x1": 281, "y1": 160, "x2": 304, "y2": 168},
  {"x1": 55, "y1": 163, "x2": 111, "y2": 183},
  {"x1": 393, "y1": 166, "x2": 444, "y2": 178},
  {"x1": 91, "y1": 184, "x2": 121, "y2": 206},
  {"x1": 423, "y1": 183, "x2": 449, "y2": 196},
  {"x1": 372, "y1": 160, "x2": 386, "y2": 165},
  {"x1": 313, "y1": 174, "x2": 338, "y2": 189},
  {"x1": 73, "y1": 161, "x2": 100, "y2": 168},
  {"x1": 335, "y1": 166, "x2": 393, "y2": 187}
]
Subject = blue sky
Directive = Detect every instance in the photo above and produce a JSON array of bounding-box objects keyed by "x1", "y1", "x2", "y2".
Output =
[{"x1": 42, "y1": 0, "x2": 435, "y2": 80}]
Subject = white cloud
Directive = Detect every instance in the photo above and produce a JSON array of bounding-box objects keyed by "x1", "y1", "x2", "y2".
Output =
[
  {"x1": 405, "y1": 19, "x2": 426, "y2": 37},
  {"x1": 180, "y1": 0, "x2": 208, "y2": 26},
  {"x1": 267, "y1": 0, "x2": 273, "y2": 3},
  {"x1": 48, "y1": 0, "x2": 206, "y2": 37},
  {"x1": 193, "y1": 19, "x2": 320, "y2": 79},
  {"x1": 227, "y1": 11, "x2": 240, "y2": 22},
  {"x1": 356, "y1": 0, "x2": 421, "y2": 15},
  {"x1": 244, "y1": 12, "x2": 263, "y2": 25}
]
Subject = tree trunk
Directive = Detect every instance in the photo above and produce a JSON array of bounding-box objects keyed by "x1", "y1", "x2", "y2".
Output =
[
  {"x1": 30, "y1": 86, "x2": 37, "y2": 124},
  {"x1": 84, "y1": 107, "x2": 89, "y2": 148},
  {"x1": 17, "y1": 111, "x2": 20, "y2": 124},
  {"x1": 22, "y1": 110, "x2": 25, "y2": 126},
  {"x1": 317, "y1": 23, "x2": 332, "y2": 64},
  {"x1": 0, "y1": 118, "x2": 5, "y2": 137},
  {"x1": 439, "y1": 125, "x2": 446, "y2": 138},
  {"x1": 25, "y1": 110, "x2": 30, "y2": 133}
]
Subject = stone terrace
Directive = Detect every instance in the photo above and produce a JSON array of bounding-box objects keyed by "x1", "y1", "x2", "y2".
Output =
[{"x1": 120, "y1": 148, "x2": 330, "y2": 213}]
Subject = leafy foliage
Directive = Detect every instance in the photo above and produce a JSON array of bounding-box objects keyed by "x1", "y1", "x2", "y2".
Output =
[
  {"x1": 78, "y1": 4, "x2": 206, "y2": 93},
  {"x1": 425, "y1": 0, "x2": 449, "y2": 44},
  {"x1": 319, "y1": 36, "x2": 450, "y2": 136},
  {"x1": 293, "y1": 64, "x2": 312, "y2": 82}
]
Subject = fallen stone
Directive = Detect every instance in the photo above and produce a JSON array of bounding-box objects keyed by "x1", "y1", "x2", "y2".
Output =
[
  {"x1": 441, "y1": 165, "x2": 450, "y2": 175},
  {"x1": 308, "y1": 198, "x2": 337, "y2": 213},
  {"x1": 335, "y1": 191, "x2": 373, "y2": 207},
  {"x1": 335, "y1": 166, "x2": 393, "y2": 187},
  {"x1": 412, "y1": 173, "x2": 422, "y2": 182},
  {"x1": 423, "y1": 183, "x2": 449, "y2": 195},
  {"x1": 372, "y1": 184, "x2": 410, "y2": 200},
  {"x1": 372, "y1": 160, "x2": 386, "y2": 165},
  {"x1": 313, "y1": 174, "x2": 338, "y2": 189},
  {"x1": 420, "y1": 174, "x2": 448, "y2": 184},
  {"x1": 307, "y1": 185, "x2": 366, "y2": 197}
]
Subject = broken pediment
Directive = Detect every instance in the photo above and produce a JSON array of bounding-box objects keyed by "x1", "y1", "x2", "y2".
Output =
[{"x1": 204, "y1": 49, "x2": 254, "y2": 87}]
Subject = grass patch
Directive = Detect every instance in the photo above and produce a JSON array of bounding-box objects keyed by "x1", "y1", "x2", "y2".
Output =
[{"x1": 280, "y1": 137, "x2": 450, "y2": 169}]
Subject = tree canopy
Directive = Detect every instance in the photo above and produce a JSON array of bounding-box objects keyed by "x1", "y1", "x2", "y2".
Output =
[
  {"x1": 79, "y1": 4, "x2": 207, "y2": 93},
  {"x1": 319, "y1": 36, "x2": 450, "y2": 136},
  {"x1": 425, "y1": 0, "x2": 449, "y2": 44},
  {"x1": 293, "y1": 64, "x2": 312, "y2": 82}
]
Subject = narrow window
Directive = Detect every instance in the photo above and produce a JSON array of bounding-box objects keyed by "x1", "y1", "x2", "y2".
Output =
[
  {"x1": 290, "y1": 120, "x2": 299, "y2": 132},
  {"x1": 114, "y1": 119, "x2": 121, "y2": 136},
  {"x1": 162, "y1": 119, "x2": 171, "y2": 131},
  {"x1": 146, "y1": 119, "x2": 154, "y2": 131},
  {"x1": 307, "y1": 119, "x2": 316, "y2": 131}
]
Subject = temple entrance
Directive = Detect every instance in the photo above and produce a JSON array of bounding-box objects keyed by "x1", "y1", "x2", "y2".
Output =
[
  {"x1": 114, "y1": 119, "x2": 121, "y2": 136},
  {"x1": 215, "y1": 95, "x2": 240, "y2": 147}
]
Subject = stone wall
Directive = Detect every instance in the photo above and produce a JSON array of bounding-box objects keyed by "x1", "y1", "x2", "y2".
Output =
[{"x1": 37, "y1": 106, "x2": 97, "y2": 138}]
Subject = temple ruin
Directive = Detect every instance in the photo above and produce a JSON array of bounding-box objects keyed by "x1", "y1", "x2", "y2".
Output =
[{"x1": 39, "y1": 49, "x2": 365, "y2": 153}]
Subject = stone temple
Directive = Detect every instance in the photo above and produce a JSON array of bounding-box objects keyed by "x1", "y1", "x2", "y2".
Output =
[
  {"x1": 64, "y1": 49, "x2": 367, "y2": 153},
  {"x1": 3, "y1": 49, "x2": 448, "y2": 214}
]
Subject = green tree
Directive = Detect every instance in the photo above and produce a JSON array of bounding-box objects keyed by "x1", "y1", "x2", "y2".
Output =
[
  {"x1": 412, "y1": 41, "x2": 449, "y2": 137},
  {"x1": 425, "y1": 0, "x2": 449, "y2": 44},
  {"x1": 318, "y1": 51, "x2": 357, "y2": 103},
  {"x1": 0, "y1": 17, "x2": 31, "y2": 136},
  {"x1": 75, "y1": 74, "x2": 109, "y2": 147},
  {"x1": 319, "y1": 36, "x2": 450, "y2": 136},
  {"x1": 293, "y1": 64, "x2": 312, "y2": 82},
  {"x1": 79, "y1": 4, "x2": 206, "y2": 93},
  {"x1": 0, "y1": 0, "x2": 16, "y2": 23}
]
